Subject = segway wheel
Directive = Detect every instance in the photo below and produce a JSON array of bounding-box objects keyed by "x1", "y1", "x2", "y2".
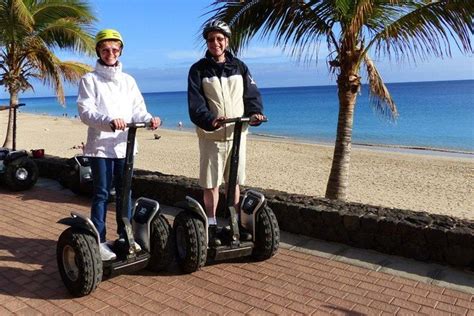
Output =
[
  {"x1": 147, "y1": 214, "x2": 173, "y2": 272},
  {"x1": 173, "y1": 211, "x2": 207, "y2": 273},
  {"x1": 57, "y1": 227, "x2": 103, "y2": 297},
  {"x1": 59, "y1": 165, "x2": 80, "y2": 193},
  {"x1": 252, "y1": 206, "x2": 280, "y2": 261},
  {"x1": 4, "y1": 157, "x2": 38, "y2": 191}
]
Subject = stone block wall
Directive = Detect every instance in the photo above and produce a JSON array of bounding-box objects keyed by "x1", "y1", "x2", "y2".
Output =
[{"x1": 35, "y1": 156, "x2": 474, "y2": 270}]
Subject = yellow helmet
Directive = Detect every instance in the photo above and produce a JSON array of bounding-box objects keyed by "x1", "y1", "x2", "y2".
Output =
[
  {"x1": 95, "y1": 29, "x2": 124, "y2": 46},
  {"x1": 95, "y1": 29, "x2": 123, "y2": 57}
]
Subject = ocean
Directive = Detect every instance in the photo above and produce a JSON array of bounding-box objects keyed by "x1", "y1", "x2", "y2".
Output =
[{"x1": 2, "y1": 79, "x2": 473, "y2": 153}]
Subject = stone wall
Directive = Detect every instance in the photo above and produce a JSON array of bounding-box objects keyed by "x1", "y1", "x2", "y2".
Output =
[{"x1": 35, "y1": 156, "x2": 474, "y2": 270}]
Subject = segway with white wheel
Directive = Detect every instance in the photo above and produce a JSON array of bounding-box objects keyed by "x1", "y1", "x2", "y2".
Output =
[
  {"x1": 173, "y1": 117, "x2": 279, "y2": 273},
  {"x1": 56, "y1": 122, "x2": 173, "y2": 297},
  {"x1": 0, "y1": 103, "x2": 39, "y2": 191}
]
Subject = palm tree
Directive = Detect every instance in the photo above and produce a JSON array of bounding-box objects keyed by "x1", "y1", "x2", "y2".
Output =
[
  {"x1": 0, "y1": 0, "x2": 96, "y2": 148},
  {"x1": 206, "y1": 0, "x2": 473, "y2": 200}
]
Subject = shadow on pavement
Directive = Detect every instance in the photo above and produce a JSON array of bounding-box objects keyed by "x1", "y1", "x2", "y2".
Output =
[{"x1": 0, "y1": 235, "x2": 72, "y2": 299}]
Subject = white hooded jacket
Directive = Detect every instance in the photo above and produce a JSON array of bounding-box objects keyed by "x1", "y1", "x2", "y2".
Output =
[{"x1": 77, "y1": 61, "x2": 152, "y2": 158}]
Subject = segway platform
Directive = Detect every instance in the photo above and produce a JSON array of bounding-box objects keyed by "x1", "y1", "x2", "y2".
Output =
[
  {"x1": 103, "y1": 251, "x2": 151, "y2": 277},
  {"x1": 209, "y1": 241, "x2": 254, "y2": 261}
]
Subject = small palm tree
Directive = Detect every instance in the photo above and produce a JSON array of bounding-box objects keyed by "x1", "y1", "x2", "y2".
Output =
[
  {"x1": 0, "y1": 0, "x2": 97, "y2": 148},
  {"x1": 207, "y1": 0, "x2": 473, "y2": 200}
]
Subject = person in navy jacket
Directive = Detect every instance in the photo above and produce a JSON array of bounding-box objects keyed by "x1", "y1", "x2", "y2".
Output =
[{"x1": 188, "y1": 20, "x2": 266, "y2": 246}]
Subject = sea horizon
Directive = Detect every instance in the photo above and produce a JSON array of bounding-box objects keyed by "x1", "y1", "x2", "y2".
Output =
[
  {"x1": 1, "y1": 79, "x2": 473, "y2": 155},
  {"x1": 1, "y1": 78, "x2": 472, "y2": 100}
]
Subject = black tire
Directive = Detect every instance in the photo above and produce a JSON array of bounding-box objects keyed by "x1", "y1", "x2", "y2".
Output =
[
  {"x1": 59, "y1": 164, "x2": 95, "y2": 196},
  {"x1": 56, "y1": 227, "x2": 103, "y2": 297},
  {"x1": 147, "y1": 214, "x2": 173, "y2": 272},
  {"x1": 4, "y1": 157, "x2": 38, "y2": 191},
  {"x1": 59, "y1": 165, "x2": 80, "y2": 193},
  {"x1": 252, "y1": 206, "x2": 280, "y2": 261},
  {"x1": 173, "y1": 211, "x2": 207, "y2": 273}
]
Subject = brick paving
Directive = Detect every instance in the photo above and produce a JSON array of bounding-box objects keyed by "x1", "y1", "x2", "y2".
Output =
[{"x1": 0, "y1": 181, "x2": 473, "y2": 315}]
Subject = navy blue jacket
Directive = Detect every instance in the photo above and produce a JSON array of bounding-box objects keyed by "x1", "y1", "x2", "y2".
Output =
[{"x1": 188, "y1": 51, "x2": 263, "y2": 138}]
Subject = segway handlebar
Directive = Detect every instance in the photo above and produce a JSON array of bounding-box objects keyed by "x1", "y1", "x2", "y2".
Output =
[
  {"x1": 110, "y1": 121, "x2": 152, "y2": 132},
  {"x1": 220, "y1": 116, "x2": 267, "y2": 125},
  {"x1": 0, "y1": 103, "x2": 26, "y2": 111},
  {"x1": 126, "y1": 122, "x2": 152, "y2": 128}
]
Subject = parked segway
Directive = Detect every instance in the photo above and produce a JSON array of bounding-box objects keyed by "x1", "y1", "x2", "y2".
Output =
[
  {"x1": 59, "y1": 154, "x2": 116, "y2": 201},
  {"x1": 59, "y1": 155, "x2": 93, "y2": 195},
  {"x1": 0, "y1": 103, "x2": 39, "y2": 191},
  {"x1": 56, "y1": 122, "x2": 173, "y2": 297},
  {"x1": 173, "y1": 117, "x2": 279, "y2": 273}
]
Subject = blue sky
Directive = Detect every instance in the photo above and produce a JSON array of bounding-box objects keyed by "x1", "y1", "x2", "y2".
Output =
[{"x1": 1, "y1": 0, "x2": 473, "y2": 99}]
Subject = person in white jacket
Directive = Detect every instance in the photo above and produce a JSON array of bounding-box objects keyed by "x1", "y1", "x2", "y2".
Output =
[{"x1": 77, "y1": 29, "x2": 160, "y2": 261}]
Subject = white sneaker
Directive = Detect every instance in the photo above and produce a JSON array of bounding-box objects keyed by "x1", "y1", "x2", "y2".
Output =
[{"x1": 99, "y1": 242, "x2": 117, "y2": 261}]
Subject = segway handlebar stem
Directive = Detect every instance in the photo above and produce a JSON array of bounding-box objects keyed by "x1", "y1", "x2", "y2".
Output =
[
  {"x1": 119, "y1": 121, "x2": 152, "y2": 256},
  {"x1": 220, "y1": 116, "x2": 267, "y2": 243}
]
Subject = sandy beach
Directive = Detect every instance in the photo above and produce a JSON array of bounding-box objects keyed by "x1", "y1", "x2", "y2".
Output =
[{"x1": 2, "y1": 112, "x2": 473, "y2": 221}]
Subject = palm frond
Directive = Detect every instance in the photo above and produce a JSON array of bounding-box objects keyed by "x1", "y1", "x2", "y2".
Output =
[
  {"x1": 351, "y1": 0, "x2": 374, "y2": 32},
  {"x1": 31, "y1": 0, "x2": 96, "y2": 55},
  {"x1": 57, "y1": 60, "x2": 92, "y2": 82},
  {"x1": 12, "y1": 0, "x2": 34, "y2": 30},
  {"x1": 0, "y1": 0, "x2": 96, "y2": 104},
  {"x1": 0, "y1": 0, "x2": 34, "y2": 42},
  {"x1": 207, "y1": 0, "x2": 336, "y2": 62},
  {"x1": 38, "y1": 18, "x2": 95, "y2": 54},
  {"x1": 363, "y1": 54, "x2": 398, "y2": 121},
  {"x1": 369, "y1": 0, "x2": 474, "y2": 62},
  {"x1": 31, "y1": 0, "x2": 96, "y2": 23}
]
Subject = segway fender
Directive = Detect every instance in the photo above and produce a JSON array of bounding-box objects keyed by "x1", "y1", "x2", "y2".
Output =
[
  {"x1": 73, "y1": 156, "x2": 93, "y2": 185},
  {"x1": 57, "y1": 212, "x2": 100, "y2": 245},
  {"x1": 240, "y1": 190, "x2": 266, "y2": 241},
  {"x1": 4, "y1": 150, "x2": 28, "y2": 164},
  {"x1": 180, "y1": 196, "x2": 207, "y2": 223},
  {"x1": 176, "y1": 196, "x2": 209, "y2": 245}
]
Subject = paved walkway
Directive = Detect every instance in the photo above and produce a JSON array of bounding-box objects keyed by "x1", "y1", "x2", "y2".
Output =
[{"x1": 0, "y1": 178, "x2": 472, "y2": 315}]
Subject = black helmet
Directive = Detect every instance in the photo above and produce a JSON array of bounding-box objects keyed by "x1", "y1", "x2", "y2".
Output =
[{"x1": 202, "y1": 20, "x2": 231, "y2": 39}]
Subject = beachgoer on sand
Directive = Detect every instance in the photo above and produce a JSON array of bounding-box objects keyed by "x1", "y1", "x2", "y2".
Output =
[
  {"x1": 77, "y1": 29, "x2": 161, "y2": 261},
  {"x1": 188, "y1": 20, "x2": 266, "y2": 246}
]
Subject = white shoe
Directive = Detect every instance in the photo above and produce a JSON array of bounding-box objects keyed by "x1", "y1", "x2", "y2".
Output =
[{"x1": 99, "y1": 242, "x2": 117, "y2": 261}]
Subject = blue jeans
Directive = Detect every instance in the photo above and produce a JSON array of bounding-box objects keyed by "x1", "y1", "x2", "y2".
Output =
[{"x1": 90, "y1": 157, "x2": 132, "y2": 242}]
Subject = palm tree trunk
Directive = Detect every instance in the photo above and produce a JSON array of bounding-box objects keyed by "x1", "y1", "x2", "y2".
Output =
[
  {"x1": 2, "y1": 93, "x2": 19, "y2": 149},
  {"x1": 325, "y1": 75, "x2": 359, "y2": 200}
]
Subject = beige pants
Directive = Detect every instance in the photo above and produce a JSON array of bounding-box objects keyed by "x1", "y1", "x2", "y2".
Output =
[{"x1": 198, "y1": 137, "x2": 247, "y2": 189}]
